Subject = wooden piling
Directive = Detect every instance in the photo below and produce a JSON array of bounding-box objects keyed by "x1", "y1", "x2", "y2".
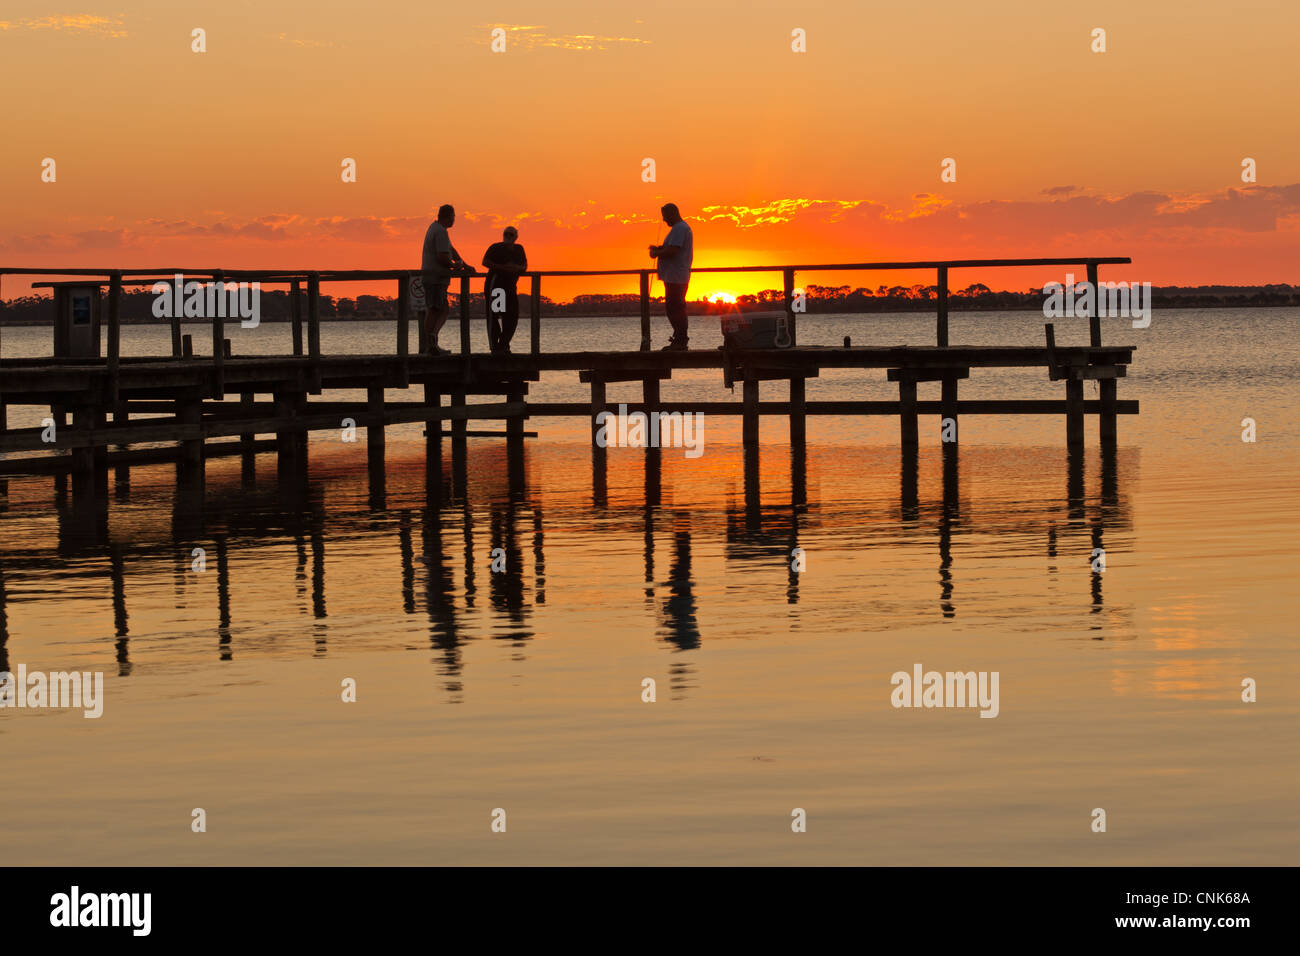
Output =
[
  {"x1": 941, "y1": 374, "x2": 959, "y2": 443},
  {"x1": 506, "y1": 383, "x2": 526, "y2": 442},
  {"x1": 367, "y1": 385, "x2": 385, "y2": 470},
  {"x1": 239, "y1": 392, "x2": 255, "y2": 455},
  {"x1": 742, "y1": 376, "x2": 760, "y2": 449},
  {"x1": 1065, "y1": 376, "x2": 1085, "y2": 450},
  {"x1": 789, "y1": 376, "x2": 806, "y2": 449},
  {"x1": 1086, "y1": 261, "x2": 1102, "y2": 347},
  {"x1": 169, "y1": 279, "x2": 183, "y2": 358},
  {"x1": 396, "y1": 274, "x2": 410, "y2": 376},
  {"x1": 590, "y1": 378, "x2": 607, "y2": 447},
  {"x1": 459, "y1": 274, "x2": 471, "y2": 355},
  {"x1": 71, "y1": 406, "x2": 95, "y2": 476},
  {"x1": 177, "y1": 398, "x2": 202, "y2": 466},
  {"x1": 643, "y1": 376, "x2": 661, "y2": 417},
  {"x1": 898, "y1": 376, "x2": 919, "y2": 449},
  {"x1": 451, "y1": 390, "x2": 467, "y2": 445},
  {"x1": 306, "y1": 273, "x2": 321, "y2": 393},
  {"x1": 639, "y1": 271, "x2": 651, "y2": 352},
  {"x1": 291, "y1": 279, "x2": 303, "y2": 356},
  {"x1": 1099, "y1": 377, "x2": 1117, "y2": 444},
  {"x1": 936, "y1": 265, "x2": 949, "y2": 347},
  {"x1": 424, "y1": 383, "x2": 442, "y2": 464},
  {"x1": 274, "y1": 392, "x2": 296, "y2": 464},
  {"x1": 211, "y1": 270, "x2": 225, "y2": 398},
  {"x1": 106, "y1": 272, "x2": 121, "y2": 404},
  {"x1": 783, "y1": 268, "x2": 797, "y2": 346}
]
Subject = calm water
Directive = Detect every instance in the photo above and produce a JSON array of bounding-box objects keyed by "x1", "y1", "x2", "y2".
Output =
[{"x1": 1, "y1": 309, "x2": 1297, "y2": 864}]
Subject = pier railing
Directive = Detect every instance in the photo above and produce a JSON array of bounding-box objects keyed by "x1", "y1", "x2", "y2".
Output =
[{"x1": 2, "y1": 257, "x2": 1131, "y2": 390}]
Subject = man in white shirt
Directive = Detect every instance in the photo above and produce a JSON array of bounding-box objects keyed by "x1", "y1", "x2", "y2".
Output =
[
  {"x1": 648, "y1": 203, "x2": 694, "y2": 351},
  {"x1": 420, "y1": 204, "x2": 474, "y2": 356}
]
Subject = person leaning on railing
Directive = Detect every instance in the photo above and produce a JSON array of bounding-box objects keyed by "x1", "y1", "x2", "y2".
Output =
[
  {"x1": 421, "y1": 204, "x2": 476, "y2": 356},
  {"x1": 481, "y1": 226, "x2": 528, "y2": 355}
]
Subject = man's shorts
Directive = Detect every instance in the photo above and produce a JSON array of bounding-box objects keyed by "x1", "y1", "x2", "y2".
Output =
[{"x1": 421, "y1": 273, "x2": 450, "y2": 313}]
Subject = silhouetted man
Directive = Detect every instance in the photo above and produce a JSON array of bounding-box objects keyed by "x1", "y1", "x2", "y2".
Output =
[
  {"x1": 649, "y1": 203, "x2": 693, "y2": 350},
  {"x1": 481, "y1": 226, "x2": 528, "y2": 354},
  {"x1": 421, "y1": 204, "x2": 474, "y2": 356}
]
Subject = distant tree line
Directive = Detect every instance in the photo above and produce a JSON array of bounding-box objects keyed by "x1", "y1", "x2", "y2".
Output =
[{"x1": 2, "y1": 283, "x2": 1298, "y2": 325}]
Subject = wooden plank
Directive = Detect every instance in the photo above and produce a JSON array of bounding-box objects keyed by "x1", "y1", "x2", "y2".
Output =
[
  {"x1": 3, "y1": 256, "x2": 1131, "y2": 281},
  {"x1": 735, "y1": 367, "x2": 820, "y2": 382},
  {"x1": 1066, "y1": 366, "x2": 1126, "y2": 380},
  {"x1": 0, "y1": 399, "x2": 1139, "y2": 452}
]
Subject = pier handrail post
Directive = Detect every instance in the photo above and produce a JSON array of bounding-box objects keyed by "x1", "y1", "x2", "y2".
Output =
[
  {"x1": 168, "y1": 276, "x2": 182, "y2": 357},
  {"x1": 639, "y1": 271, "x2": 651, "y2": 351},
  {"x1": 459, "y1": 273, "x2": 471, "y2": 355},
  {"x1": 106, "y1": 271, "x2": 122, "y2": 404},
  {"x1": 290, "y1": 278, "x2": 304, "y2": 356},
  {"x1": 307, "y1": 272, "x2": 321, "y2": 393},
  {"x1": 783, "y1": 268, "x2": 797, "y2": 346},
  {"x1": 396, "y1": 272, "x2": 410, "y2": 387},
  {"x1": 937, "y1": 265, "x2": 949, "y2": 347},
  {"x1": 530, "y1": 274, "x2": 542, "y2": 355},
  {"x1": 211, "y1": 269, "x2": 225, "y2": 398},
  {"x1": 1086, "y1": 260, "x2": 1102, "y2": 347}
]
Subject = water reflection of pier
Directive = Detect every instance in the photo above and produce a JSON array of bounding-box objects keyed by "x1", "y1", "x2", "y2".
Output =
[{"x1": 0, "y1": 433, "x2": 1131, "y2": 693}]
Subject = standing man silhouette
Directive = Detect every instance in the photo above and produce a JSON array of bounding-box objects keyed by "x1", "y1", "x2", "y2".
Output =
[
  {"x1": 481, "y1": 226, "x2": 528, "y2": 354},
  {"x1": 421, "y1": 204, "x2": 474, "y2": 356},
  {"x1": 649, "y1": 203, "x2": 693, "y2": 351}
]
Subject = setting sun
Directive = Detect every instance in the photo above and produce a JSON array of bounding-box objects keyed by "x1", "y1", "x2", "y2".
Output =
[{"x1": 706, "y1": 291, "x2": 737, "y2": 304}]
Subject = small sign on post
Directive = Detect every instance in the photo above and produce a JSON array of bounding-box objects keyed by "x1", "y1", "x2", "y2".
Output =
[{"x1": 409, "y1": 275, "x2": 427, "y2": 312}]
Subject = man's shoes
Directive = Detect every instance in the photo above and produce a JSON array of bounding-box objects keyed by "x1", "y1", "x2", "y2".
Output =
[
  {"x1": 427, "y1": 344, "x2": 446, "y2": 357},
  {"x1": 660, "y1": 338, "x2": 689, "y2": 352}
]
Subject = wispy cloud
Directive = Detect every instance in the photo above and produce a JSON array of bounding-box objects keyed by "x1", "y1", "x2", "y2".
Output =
[
  {"x1": 274, "y1": 32, "x2": 338, "y2": 49},
  {"x1": 0, "y1": 14, "x2": 127, "y2": 38},
  {"x1": 476, "y1": 23, "x2": 650, "y2": 51}
]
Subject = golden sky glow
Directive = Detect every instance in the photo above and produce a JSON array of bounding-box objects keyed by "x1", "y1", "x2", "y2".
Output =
[{"x1": 3, "y1": 1, "x2": 1298, "y2": 298}]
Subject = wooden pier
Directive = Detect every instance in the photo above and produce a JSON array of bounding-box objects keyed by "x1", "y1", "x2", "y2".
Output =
[{"x1": 0, "y1": 257, "x2": 1137, "y2": 483}]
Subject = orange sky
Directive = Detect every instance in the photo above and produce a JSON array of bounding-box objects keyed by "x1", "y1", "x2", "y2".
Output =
[{"x1": 2, "y1": 1, "x2": 1298, "y2": 300}]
